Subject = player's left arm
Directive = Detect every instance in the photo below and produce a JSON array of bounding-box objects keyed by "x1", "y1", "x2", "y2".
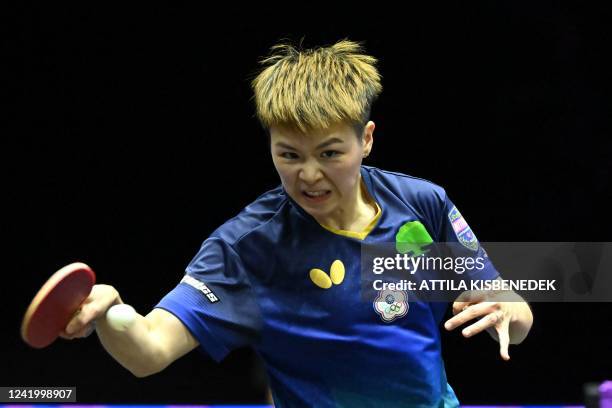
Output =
[{"x1": 444, "y1": 277, "x2": 534, "y2": 361}]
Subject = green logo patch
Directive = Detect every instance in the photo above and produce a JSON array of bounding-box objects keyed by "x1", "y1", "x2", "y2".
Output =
[{"x1": 395, "y1": 221, "x2": 433, "y2": 256}]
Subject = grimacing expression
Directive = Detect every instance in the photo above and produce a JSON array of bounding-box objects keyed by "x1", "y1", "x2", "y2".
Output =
[{"x1": 270, "y1": 122, "x2": 373, "y2": 223}]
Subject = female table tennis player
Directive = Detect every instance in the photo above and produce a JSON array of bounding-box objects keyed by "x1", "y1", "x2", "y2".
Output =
[{"x1": 62, "y1": 40, "x2": 533, "y2": 407}]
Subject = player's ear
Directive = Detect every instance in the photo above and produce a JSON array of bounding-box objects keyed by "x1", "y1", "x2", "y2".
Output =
[{"x1": 362, "y1": 121, "x2": 375, "y2": 157}]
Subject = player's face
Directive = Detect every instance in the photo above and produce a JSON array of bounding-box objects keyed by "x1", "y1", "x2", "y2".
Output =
[{"x1": 270, "y1": 121, "x2": 374, "y2": 226}]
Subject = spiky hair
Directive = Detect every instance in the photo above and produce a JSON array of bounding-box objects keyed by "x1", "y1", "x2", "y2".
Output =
[{"x1": 251, "y1": 39, "x2": 382, "y2": 133}]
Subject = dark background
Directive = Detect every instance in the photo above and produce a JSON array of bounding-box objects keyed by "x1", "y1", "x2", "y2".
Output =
[{"x1": 3, "y1": 2, "x2": 611, "y2": 405}]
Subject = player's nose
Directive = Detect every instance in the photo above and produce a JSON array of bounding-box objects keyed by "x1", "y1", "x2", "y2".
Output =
[{"x1": 298, "y1": 160, "x2": 323, "y2": 184}]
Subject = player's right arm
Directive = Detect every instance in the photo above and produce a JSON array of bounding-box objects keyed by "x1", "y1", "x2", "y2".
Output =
[{"x1": 61, "y1": 284, "x2": 199, "y2": 377}]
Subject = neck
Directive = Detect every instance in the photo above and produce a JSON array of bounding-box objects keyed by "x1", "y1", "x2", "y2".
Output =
[{"x1": 317, "y1": 176, "x2": 377, "y2": 232}]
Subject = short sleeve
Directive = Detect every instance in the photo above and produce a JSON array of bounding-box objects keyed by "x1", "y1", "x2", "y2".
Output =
[
  {"x1": 155, "y1": 237, "x2": 262, "y2": 362},
  {"x1": 438, "y1": 195, "x2": 500, "y2": 282}
]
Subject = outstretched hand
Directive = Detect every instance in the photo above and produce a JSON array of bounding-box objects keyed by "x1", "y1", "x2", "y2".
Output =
[{"x1": 444, "y1": 289, "x2": 522, "y2": 361}]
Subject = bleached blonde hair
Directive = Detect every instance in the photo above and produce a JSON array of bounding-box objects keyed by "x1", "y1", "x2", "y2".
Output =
[{"x1": 251, "y1": 39, "x2": 382, "y2": 135}]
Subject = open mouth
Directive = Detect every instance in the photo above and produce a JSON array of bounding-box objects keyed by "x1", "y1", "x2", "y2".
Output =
[{"x1": 302, "y1": 190, "x2": 332, "y2": 202}]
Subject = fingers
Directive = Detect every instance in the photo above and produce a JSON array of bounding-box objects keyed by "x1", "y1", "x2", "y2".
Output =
[
  {"x1": 62, "y1": 325, "x2": 95, "y2": 339},
  {"x1": 59, "y1": 330, "x2": 72, "y2": 339},
  {"x1": 445, "y1": 301, "x2": 513, "y2": 361},
  {"x1": 58, "y1": 284, "x2": 121, "y2": 342},
  {"x1": 76, "y1": 323, "x2": 96, "y2": 338},
  {"x1": 60, "y1": 322, "x2": 95, "y2": 340},
  {"x1": 445, "y1": 301, "x2": 499, "y2": 331},
  {"x1": 497, "y1": 317, "x2": 511, "y2": 361},
  {"x1": 460, "y1": 309, "x2": 504, "y2": 338},
  {"x1": 451, "y1": 290, "x2": 487, "y2": 315},
  {"x1": 449, "y1": 289, "x2": 515, "y2": 361},
  {"x1": 62, "y1": 302, "x2": 98, "y2": 339},
  {"x1": 65, "y1": 303, "x2": 102, "y2": 336},
  {"x1": 63, "y1": 284, "x2": 120, "y2": 339}
]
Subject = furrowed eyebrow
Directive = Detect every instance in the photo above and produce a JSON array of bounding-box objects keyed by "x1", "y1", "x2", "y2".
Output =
[
  {"x1": 274, "y1": 142, "x2": 297, "y2": 151},
  {"x1": 274, "y1": 137, "x2": 344, "y2": 151},
  {"x1": 315, "y1": 137, "x2": 344, "y2": 149}
]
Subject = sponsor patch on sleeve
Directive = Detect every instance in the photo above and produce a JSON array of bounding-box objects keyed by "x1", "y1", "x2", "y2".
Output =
[
  {"x1": 181, "y1": 274, "x2": 219, "y2": 303},
  {"x1": 448, "y1": 206, "x2": 479, "y2": 251}
]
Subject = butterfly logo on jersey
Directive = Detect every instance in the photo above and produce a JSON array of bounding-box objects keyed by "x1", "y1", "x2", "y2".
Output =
[
  {"x1": 373, "y1": 289, "x2": 409, "y2": 322},
  {"x1": 309, "y1": 260, "x2": 345, "y2": 289}
]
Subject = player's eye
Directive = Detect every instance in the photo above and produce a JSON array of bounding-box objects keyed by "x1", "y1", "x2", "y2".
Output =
[
  {"x1": 280, "y1": 152, "x2": 299, "y2": 160},
  {"x1": 321, "y1": 150, "x2": 341, "y2": 159}
]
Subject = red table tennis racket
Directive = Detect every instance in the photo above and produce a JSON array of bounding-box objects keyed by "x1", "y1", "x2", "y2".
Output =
[{"x1": 21, "y1": 262, "x2": 96, "y2": 348}]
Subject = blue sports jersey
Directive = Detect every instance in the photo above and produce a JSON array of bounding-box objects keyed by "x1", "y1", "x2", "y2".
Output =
[{"x1": 157, "y1": 166, "x2": 499, "y2": 407}]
